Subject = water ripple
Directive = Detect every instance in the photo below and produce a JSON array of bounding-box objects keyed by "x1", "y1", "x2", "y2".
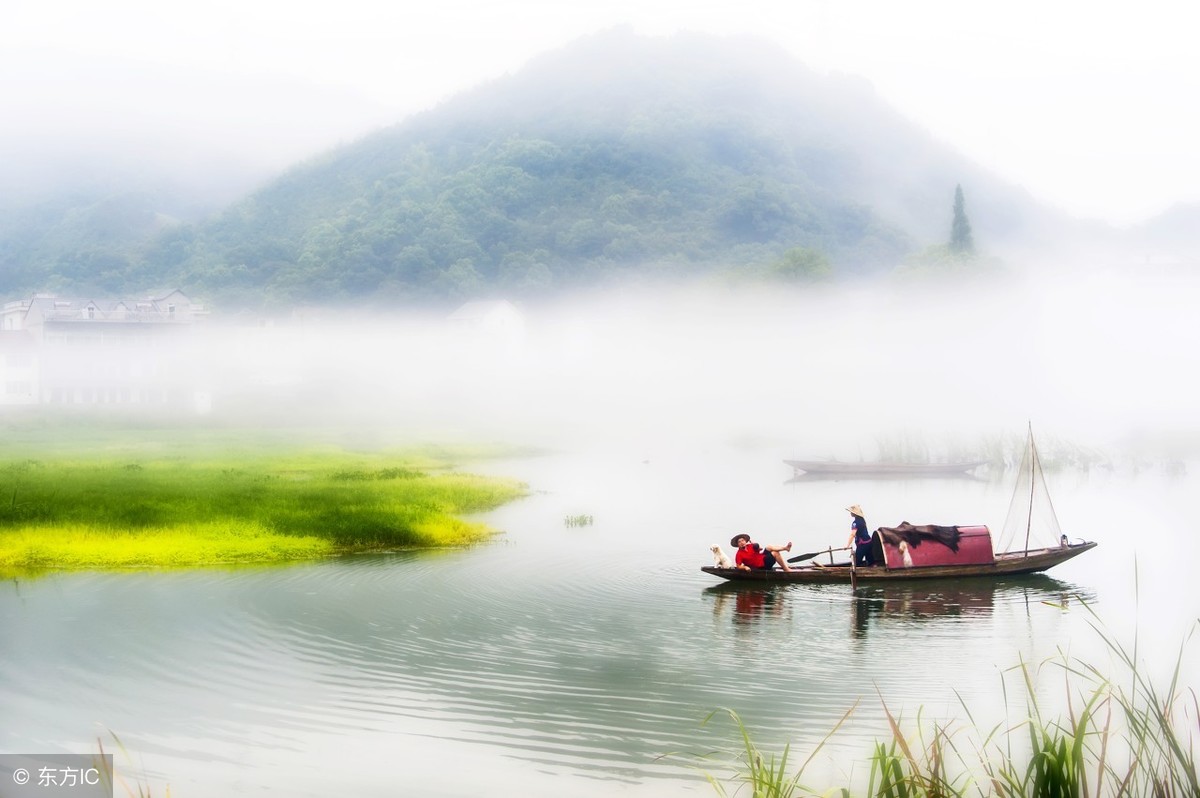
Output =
[{"x1": 1, "y1": 540, "x2": 1108, "y2": 793}]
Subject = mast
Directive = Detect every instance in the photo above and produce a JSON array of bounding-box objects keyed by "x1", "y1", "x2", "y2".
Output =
[{"x1": 1023, "y1": 422, "x2": 1035, "y2": 556}]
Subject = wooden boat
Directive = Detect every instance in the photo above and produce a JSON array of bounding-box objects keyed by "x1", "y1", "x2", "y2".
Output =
[
  {"x1": 702, "y1": 540, "x2": 1096, "y2": 583},
  {"x1": 784, "y1": 459, "x2": 988, "y2": 478},
  {"x1": 711, "y1": 426, "x2": 1096, "y2": 584}
]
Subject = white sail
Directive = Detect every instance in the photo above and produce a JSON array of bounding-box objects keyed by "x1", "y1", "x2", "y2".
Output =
[{"x1": 998, "y1": 425, "x2": 1063, "y2": 554}]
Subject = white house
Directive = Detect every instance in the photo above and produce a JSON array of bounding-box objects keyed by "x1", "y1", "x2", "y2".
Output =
[
  {"x1": 447, "y1": 300, "x2": 525, "y2": 338},
  {"x1": 0, "y1": 290, "x2": 208, "y2": 410}
]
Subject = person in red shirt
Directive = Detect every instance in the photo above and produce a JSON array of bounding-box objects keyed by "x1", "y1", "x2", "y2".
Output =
[{"x1": 730, "y1": 533, "x2": 793, "y2": 571}]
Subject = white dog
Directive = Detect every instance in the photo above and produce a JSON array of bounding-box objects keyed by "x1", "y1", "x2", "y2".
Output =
[
  {"x1": 899, "y1": 540, "x2": 914, "y2": 568},
  {"x1": 710, "y1": 544, "x2": 734, "y2": 568}
]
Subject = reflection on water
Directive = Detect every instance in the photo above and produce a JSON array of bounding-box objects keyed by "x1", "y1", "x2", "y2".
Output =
[
  {"x1": 706, "y1": 583, "x2": 793, "y2": 627},
  {"x1": 704, "y1": 575, "x2": 1095, "y2": 642},
  {"x1": 4, "y1": 556, "x2": 1092, "y2": 796},
  {"x1": 847, "y1": 575, "x2": 1094, "y2": 640},
  {"x1": 0, "y1": 444, "x2": 1189, "y2": 798}
]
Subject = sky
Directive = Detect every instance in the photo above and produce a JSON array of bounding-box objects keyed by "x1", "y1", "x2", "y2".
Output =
[{"x1": 3, "y1": 0, "x2": 1199, "y2": 225}]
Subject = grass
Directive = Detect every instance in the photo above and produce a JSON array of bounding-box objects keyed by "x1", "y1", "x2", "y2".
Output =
[
  {"x1": 0, "y1": 445, "x2": 527, "y2": 572},
  {"x1": 701, "y1": 602, "x2": 1199, "y2": 797},
  {"x1": 699, "y1": 706, "x2": 857, "y2": 798}
]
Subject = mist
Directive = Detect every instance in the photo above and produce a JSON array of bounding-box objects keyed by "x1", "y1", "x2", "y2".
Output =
[
  {"x1": 0, "y1": 52, "x2": 395, "y2": 209},
  {"x1": 127, "y1": 262, "x2": 1195, "y2": 466}
]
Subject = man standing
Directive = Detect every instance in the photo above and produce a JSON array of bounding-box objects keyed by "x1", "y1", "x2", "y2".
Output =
[{"x1": 845, "y1": 505, "x2": 875, "y2": 566}]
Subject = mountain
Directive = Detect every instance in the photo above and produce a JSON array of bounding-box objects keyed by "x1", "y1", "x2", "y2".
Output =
[
  {"x1": 2, "y1": 29, "x2": 1090, "y2": 308},
  {"x1": 1129, "y1": 202, "x2": 1200, "y2": 262}
]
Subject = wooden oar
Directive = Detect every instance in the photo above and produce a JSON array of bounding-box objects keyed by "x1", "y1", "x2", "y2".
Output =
[{"x1": 787, "y1": 546, "x2": 850, "y2": 564}]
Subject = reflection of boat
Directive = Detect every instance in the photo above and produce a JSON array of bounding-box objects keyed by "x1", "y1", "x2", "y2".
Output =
[
  {"x1": 853, "y1": 574, "x2": 1079, "y2": 618},
  {"x1": 848, "y1": 575, "x2": 1086, "y2": 638},
  {"x1": 784, "y1": 459, "x2": 987, "y2": 478},
  {"x1": 703, "y1": 582, "x2": 792, "y2": 624},
  {"x1": 859, "y1": 581, "x2": 996, "y2": 618},
  {"x1": 708, "y1": 426, "x2": 1097, "y2": 584}
]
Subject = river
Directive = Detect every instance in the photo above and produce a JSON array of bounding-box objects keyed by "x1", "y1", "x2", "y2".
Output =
[{"x1": 2, "y1": 440, "x2": 1196, "y2": 797}]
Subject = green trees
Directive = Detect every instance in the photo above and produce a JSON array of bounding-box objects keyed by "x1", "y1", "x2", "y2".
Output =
[
  {"x1": 895, "y1": 183, "x2": 997, "y2": 275},
  {"x1": 769, "y1": 247, "x2": 832, "y2": 281},
  {"x1": 949, "y1": 183, "x2": 975, "y2": 254},
  {"x1": 6, "y1": 33, "x2": 988, "y2": 307}
]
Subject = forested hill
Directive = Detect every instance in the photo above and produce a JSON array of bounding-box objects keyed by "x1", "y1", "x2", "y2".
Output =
[{"x1": 9, "y1": 29, "x2": 1061, "y2": 309}]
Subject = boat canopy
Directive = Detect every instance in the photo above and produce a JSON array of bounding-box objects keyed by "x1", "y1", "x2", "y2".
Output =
[{"x1": 875, "y1": 523, "x2": 995, "y2": 569}]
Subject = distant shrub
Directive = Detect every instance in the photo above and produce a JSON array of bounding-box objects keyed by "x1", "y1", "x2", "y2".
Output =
[{"x1": 331, "y1": 467, "x2": 424, "y2": 481}]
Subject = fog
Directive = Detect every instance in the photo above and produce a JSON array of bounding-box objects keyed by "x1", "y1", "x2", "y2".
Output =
[
  {"x1": 5, "y1": 2, "x2": 1200, "y2": 225},
  {"x1": 0, "y1": 55, "x2": 393, "y2": 208},
  {"x1": 140, "y1": 262, "x2": 1196, "y2": 464}
]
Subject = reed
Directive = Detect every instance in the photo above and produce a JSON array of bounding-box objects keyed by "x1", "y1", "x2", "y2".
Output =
[
  {"x1": 698, "y1": 705, "x2": 856, "y2": 798},
  {"x1": 866, "y1": 703, "x2": 971, "y2": 798},
  {"x1": 97, "y1": 733, "x2": 167, "y2": 798},
  {"x1": 0, "y1": 448, "x2": 527, "y2": 571},
  {"x1": 706, "y1": 609, "x2": 1198, "y2": 798}
]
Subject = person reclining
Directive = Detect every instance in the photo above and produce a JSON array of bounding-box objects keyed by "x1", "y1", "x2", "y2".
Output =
[{"x1": 730, "y1": 533, "x2": 793, "y2": 571}]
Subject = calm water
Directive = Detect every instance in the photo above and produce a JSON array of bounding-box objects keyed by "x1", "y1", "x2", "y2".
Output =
[{"x1": 2, "y1": 443, "x2": 1197, "y2": 796}]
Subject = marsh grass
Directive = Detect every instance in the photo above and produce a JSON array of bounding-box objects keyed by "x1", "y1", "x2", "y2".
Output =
[
  {"x1": 704, "y1": 605, "x2": 1198, "y2": 797},
  {"x1": 0, "y1": 447, "x2": 527, "y2": 572},
  {"x1": 97, "y1": 733, "x2": 168, "y2": 798},
  {"x1": 698, "y1": 705, "x2": 857, "y2": 798}
]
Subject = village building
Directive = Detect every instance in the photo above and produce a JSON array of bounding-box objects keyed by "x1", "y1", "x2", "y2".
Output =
[
  {"x1": 446, "y1": 298, "x2": 527, "y2": 351},
  {"x1": 0, "y1": 290, "x2": 209, "y2": 411}
]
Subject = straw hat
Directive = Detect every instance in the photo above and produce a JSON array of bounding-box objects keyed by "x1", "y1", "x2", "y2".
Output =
[
  {"x1": 730, "y1": 533, "x2": 750, "y2": 547},
  {"x1": 846, "y1": 505, "x2": 864, "y2": 517}
]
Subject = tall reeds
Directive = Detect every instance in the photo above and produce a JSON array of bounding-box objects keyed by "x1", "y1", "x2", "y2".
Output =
[
  {"x1": 705, "y1": 606, "x2": 1198, "y2": 797},
  {"x1": 699, "y1": 705, "x2": 856, "y2": 798}
]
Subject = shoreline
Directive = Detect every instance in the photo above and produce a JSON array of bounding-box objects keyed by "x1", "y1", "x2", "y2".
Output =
[{"x1": 0, "y1": 440, "x2": 529, "y2": 574}]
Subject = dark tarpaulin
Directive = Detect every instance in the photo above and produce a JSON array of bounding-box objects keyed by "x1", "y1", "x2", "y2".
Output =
[{"x1": 876, "y1": 522, "x2": 962, "y2": 552}]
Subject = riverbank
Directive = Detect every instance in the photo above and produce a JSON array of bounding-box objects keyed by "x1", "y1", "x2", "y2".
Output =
[{"x1": 0, "y1": 438, "x2": 528, "y2": 572}]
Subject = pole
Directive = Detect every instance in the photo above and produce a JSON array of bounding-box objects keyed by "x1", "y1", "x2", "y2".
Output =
[
  {"x1": 850, "y1": 541, "x2": 857, "y2": 589},
  {"x1": 1023, "y1": 423, "x2": 1035, "y2": 557}
]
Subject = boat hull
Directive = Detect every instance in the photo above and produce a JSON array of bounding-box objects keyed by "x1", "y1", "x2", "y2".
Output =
[
  {"x1": 701, "y1": 541, "x2": 1097, "y2": 583},
  {"x1": 783, "y1": 460, "x2": 987, "y2": 477}
]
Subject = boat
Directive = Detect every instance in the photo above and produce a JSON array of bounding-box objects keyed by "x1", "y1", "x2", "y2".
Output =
[
  {"x1": 709, "y1": 426, "x2": 1096, "y2": 584},
  {"x1": 701, "y1": 541, "x2": 1095, "y2": 583},
  {"x1": 783, "y1": 459, "x2": 988, "y2": 478}
]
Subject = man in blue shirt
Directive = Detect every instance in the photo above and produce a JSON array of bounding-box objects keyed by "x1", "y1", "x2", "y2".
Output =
[{"x1": 845, "y1": 504, "x2": 875, "y2": 566}]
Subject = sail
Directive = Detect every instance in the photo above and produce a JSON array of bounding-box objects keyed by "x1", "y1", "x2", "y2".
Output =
[{"x1": 997, "y1": 426, "x2": 1063, "y2": 553}]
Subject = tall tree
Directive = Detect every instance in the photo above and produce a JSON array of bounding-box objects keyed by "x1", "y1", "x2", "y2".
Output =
[{"x1": 950, "y1": 184, "x2": 975, "y2": 254}]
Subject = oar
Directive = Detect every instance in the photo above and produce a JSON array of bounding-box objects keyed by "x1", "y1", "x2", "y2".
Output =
[{"x1": 787, "y1": 546, "x2": 850, "y2": 564}]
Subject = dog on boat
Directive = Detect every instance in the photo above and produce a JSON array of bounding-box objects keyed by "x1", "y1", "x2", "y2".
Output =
[
  {"x1": 710, "y1": 544, "x2": 734, "y2": 569},
  {"x1": 899, "y1": 540, "x2": 914, "y2": 568}
]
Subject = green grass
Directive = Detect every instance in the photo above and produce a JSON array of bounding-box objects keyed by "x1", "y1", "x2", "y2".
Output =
[
  {"x1": 700, "y1": 603, "x2": 1199, "y2": 798},
  {"x1": 0, "y1": 445, "x2": 527, "y2": 572},
  {"x1": 699, "y1": 706, "x2": 856, "y2": 798}
]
